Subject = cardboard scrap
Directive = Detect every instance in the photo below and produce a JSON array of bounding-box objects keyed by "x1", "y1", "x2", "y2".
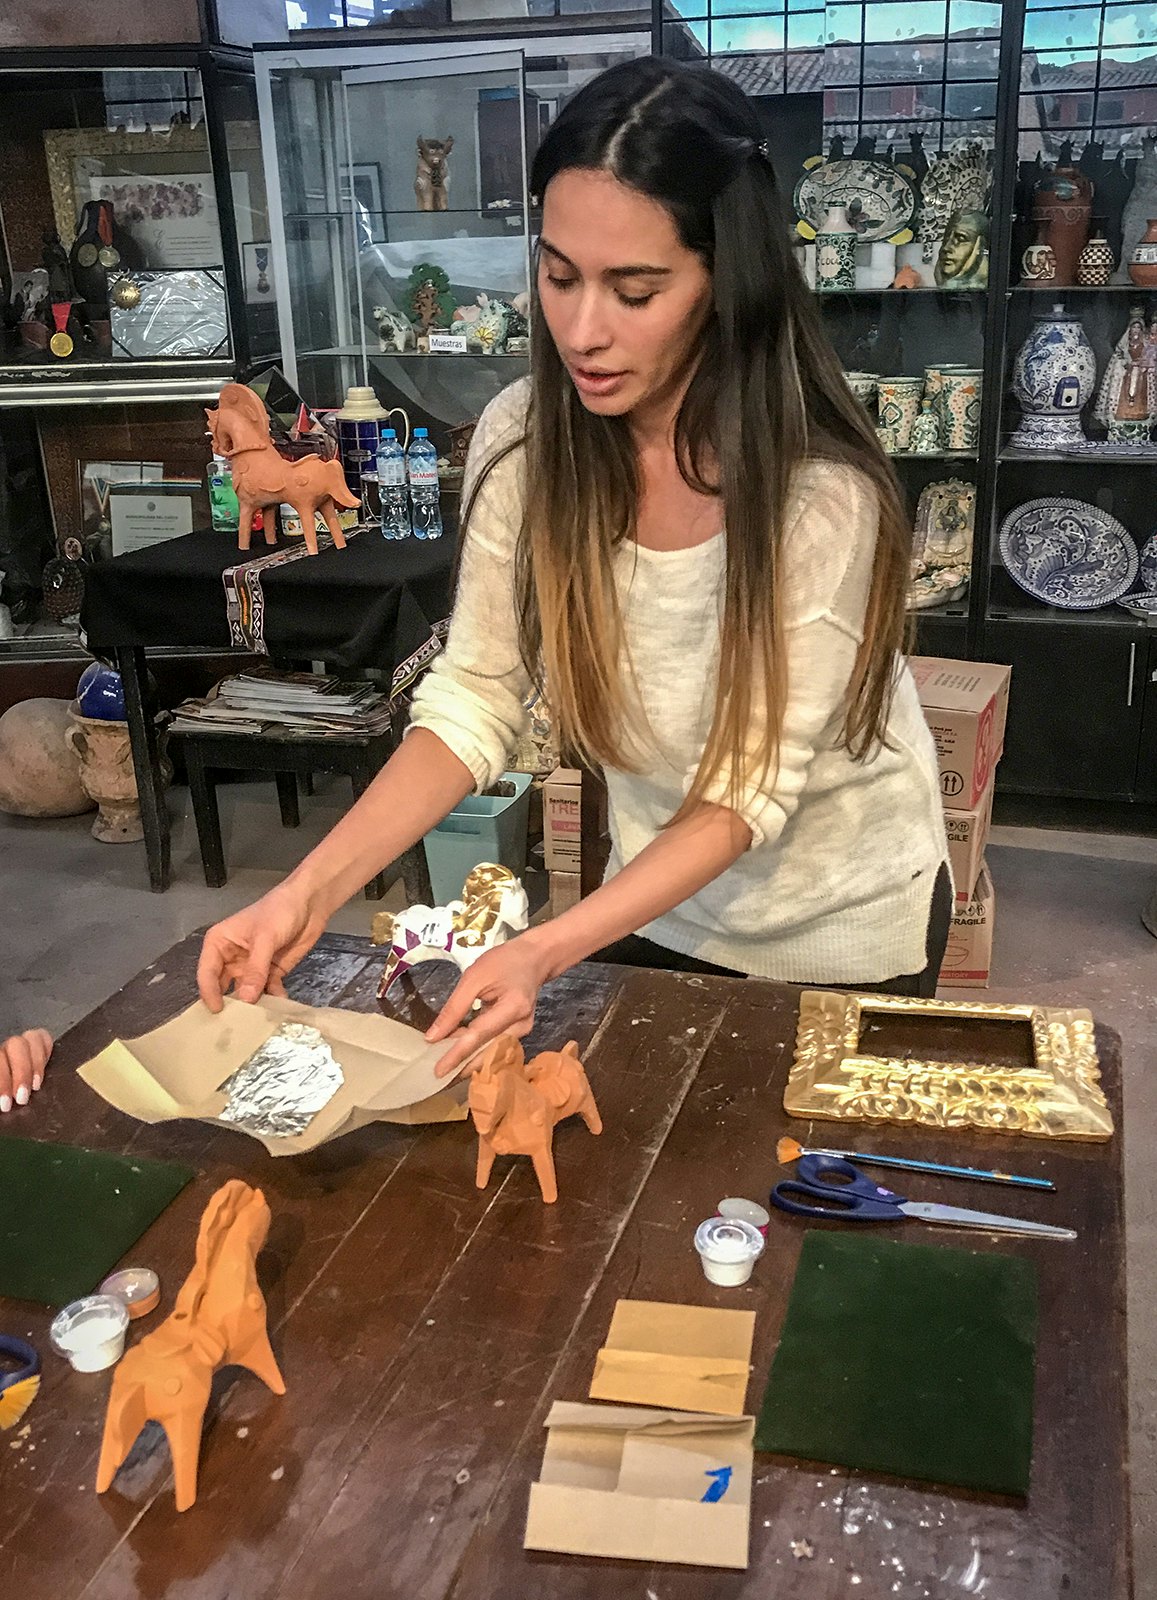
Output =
[
  {"x1": 525, "y1": 1402, "x2": 755, "y2": 1569},
  {"x1": 589, "y1": 1300, "x2": 756, "y2": 1417},
  {"x1": 78, "y1": 994, "x2": 467, "y2": 1156}
]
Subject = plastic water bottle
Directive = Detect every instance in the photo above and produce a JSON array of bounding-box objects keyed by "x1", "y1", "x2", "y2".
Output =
[
  {"x1": 376, "y1": 429, "x2": 411, "y2": 541},
  {"x1": 406, "y1": 427, "x2": 443, "y2": 541}
]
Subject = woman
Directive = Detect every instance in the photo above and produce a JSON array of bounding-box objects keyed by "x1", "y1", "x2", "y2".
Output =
[{"x1": 198, "y1": 58, "x2": 949, "y2": 1080}]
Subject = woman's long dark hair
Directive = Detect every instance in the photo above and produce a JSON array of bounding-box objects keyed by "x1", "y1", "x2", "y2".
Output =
[{"x1": 466, "y1": 57, "x2": 912, "y2": 816}]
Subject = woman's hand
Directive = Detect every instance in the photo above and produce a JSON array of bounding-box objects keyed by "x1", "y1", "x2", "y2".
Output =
[
  {"x1": 197, "y1": 883, "x2": 325, "y2": 1013},
  {"x1": 0, "y1": 1029, "x2": 53, "y2": 1112},
  {"x1": 426, "y1": 933, "x2": 553, "y2": 1080}
]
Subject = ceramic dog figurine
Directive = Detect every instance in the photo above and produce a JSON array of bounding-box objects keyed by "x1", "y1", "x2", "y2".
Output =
[
  {"x1": 373, "y1": 306, "x2": 415, "y2": 353},
  {"x1": 468, "y1": 1036, "x2": 602, "y2": 1205},
  {"x1": 414, "y1": 136, "x2": 453, "y2": 212},
  {"x1": 206, "y1": 383, "x2": 359, "y2": 557}
]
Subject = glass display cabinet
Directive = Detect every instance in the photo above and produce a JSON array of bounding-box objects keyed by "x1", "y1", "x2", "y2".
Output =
[{"x1": 254, "y1": 30, "x2": 649, "y2": 454}]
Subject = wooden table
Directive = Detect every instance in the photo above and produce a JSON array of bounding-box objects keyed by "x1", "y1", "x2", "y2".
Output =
[{"x1": 0, "y1": 933, "x2": 1131, "y2": 1600}]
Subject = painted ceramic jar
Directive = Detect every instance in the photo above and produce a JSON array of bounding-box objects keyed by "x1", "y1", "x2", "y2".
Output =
[
  {"x1": 939, "y1": 368, "x2": 983, "y2": 451},
  {"x1": 1032, "y1": 165, "x2": 1093, "y2": 287},
  {"x1": 844, "y1": 370, "x2": 878, "y2": 412},
  {"x1": 1010, "y1": 304, "x2": 1098, "y2": 451},
  {"x1": 1129, "y1": 219, "x2": 1157, "y2": 289},
  {"x1": 815, "y1": 205, "x2": 857, "y2": 293},
  {"x1": 908, "y1": 398, "x2": 942, "y2": 454},
  {"x1": 1076, "y1": 229, "x2": 1115, "y2": 287},
  {"x1": 877, "y1": 376, "x2": 924, "y2": 451},
  {"x1": 1022, "y1": 240, "x2": 1057, "y2": 283}
]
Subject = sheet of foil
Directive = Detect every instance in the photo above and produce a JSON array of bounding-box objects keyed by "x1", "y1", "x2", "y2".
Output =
[{"x1": 218, "y1": 1022, "x2": 344, "y2": 1139}]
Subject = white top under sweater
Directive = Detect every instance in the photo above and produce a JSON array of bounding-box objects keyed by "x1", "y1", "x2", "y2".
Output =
[{"x1": 408, "y1": 379, "x2": 948, "y2": 983}]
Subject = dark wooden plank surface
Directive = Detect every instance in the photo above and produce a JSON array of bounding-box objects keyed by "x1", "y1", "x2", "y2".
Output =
[{"x1": 0, "y1": 935, "x2": 1131, "y2": 1600}]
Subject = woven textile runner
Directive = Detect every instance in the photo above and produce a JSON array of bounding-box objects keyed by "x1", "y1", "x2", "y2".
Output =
[{"x1": 222, "y1": 529, "x2": 361, "y2": 654}]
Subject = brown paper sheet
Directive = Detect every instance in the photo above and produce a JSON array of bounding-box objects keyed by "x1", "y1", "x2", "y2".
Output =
[
  {"x1": 589, "y1": 1300, "x2": 756, "y2": 1416},
  {"x1": 525, "y1": 1401, "x2": 754, "y2": 1569},
  {"x1": 78, "y1": 995, "x2": 467, "y2": 1156}
]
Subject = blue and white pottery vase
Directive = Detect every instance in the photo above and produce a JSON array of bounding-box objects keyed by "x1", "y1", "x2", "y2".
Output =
[{"x1": 1011, "y1": 303, "x2": 1097, "y2": 451}]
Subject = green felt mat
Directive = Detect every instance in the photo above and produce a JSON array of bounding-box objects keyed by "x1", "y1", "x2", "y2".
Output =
[
  {"x1": 0, "y1": 1137, "x2": 194, "y2": 1306},
  {"x1": 756, "y1": 1231, "x2": 1038, "y2": 1495}
]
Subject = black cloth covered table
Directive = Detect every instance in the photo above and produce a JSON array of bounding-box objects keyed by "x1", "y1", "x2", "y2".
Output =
[
  {"x1": 79, "y1": 527, "x2": 455, "y2": 893},
  {"x1": 82, "y1": 526, "x2": 454, "y2": 682}
]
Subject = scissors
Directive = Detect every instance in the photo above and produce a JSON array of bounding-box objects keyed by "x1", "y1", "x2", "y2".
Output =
[{"x1": 770, "y1": 1154, "x2": 1076, "y2": 1241}]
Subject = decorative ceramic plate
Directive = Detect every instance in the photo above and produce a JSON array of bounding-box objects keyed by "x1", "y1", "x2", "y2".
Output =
[
  {"x1": 999, "y1": 497, "x2": 1139, "y2": 610},
  {"x1": 1117, "y1": 592, "x2": 1157, "y2": 618},
  {"x1": 794, "y1": 159, "x2": 917, "y2": 244}
]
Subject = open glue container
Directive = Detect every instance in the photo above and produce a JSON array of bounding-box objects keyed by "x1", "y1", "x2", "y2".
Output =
[
  {"x1": 694, "y1": 1216, "x2": 765, "y2": 1287},
  {"x1": 49, "y1": 1294, "x2": 130, "y2": 1373}
]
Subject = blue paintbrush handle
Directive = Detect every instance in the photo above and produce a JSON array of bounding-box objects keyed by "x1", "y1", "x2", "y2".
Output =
[{"x1": 811, "y1": 1147, "x2": 1054, "y2": 1191}]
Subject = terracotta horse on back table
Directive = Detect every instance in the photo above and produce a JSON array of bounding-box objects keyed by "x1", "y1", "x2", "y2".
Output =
[
  {"x1": 206, "y1": 382, "x2": 359, "y2": 557},
  {"x1": 468, "y1": 1035, "x2": 602, "y2": 1205}
]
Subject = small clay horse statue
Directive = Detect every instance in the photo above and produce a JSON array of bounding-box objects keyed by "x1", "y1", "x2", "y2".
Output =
[
  {"x1": 206, "y1": 382, "x2": 359, "y2": 557},
  {"x1": 468, "y1": 1035, "x2": 602, "y2": 1205},
  {"x1": 95, "y1": 1180, "x2": 285, "y2": 1512}
]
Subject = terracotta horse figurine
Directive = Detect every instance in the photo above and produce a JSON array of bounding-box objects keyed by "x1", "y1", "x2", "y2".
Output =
[
  {"x1": 468, "y1": 1036, "x2": 602, "y2": 1205},
  {"x1": 206, "y1": 382, "x2": 358, "y2": 557},
  {"x1": 96, "y1": 1180, "x2": 285, "y2": 1512}
]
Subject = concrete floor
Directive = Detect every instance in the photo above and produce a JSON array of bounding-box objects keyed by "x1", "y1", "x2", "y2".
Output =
[{"x1": 1, "y1": 784, "x2": 1155, "y2": 1588}]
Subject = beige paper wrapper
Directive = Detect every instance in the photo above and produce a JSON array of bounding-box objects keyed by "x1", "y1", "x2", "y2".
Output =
[
  {"x1": 78, "y1": 995, "x2": 467, "y2": 1156},
  {"x1": 588, "y1": 1299, "x2": 757, "y2": 1417}
]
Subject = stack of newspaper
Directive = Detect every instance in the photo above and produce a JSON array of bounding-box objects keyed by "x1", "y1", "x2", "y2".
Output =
[{"x1": 170, "y1": 668, "x2": 394, "y2": 738}]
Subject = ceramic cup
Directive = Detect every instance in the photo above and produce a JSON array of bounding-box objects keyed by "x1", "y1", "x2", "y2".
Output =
[
  {"x1": 844, "y1": 370, "x2": 878, "y2": 413},
  {"x1": 694, "y1": 1216, "x2": 764, "y2": 1286},
  {"x1": 877, "y1": 376, "x2": 925, "y2": 452},
  {"x1": 939, "y1": 368, "x2": 984, "y2": 451}
]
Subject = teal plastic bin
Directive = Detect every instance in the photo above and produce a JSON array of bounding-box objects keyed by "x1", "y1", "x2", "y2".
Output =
[{"x1": 423, "y1": 770, "x2": 533, "y2": 905}]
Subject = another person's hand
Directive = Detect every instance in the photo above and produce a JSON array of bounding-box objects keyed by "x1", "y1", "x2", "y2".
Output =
[
  {"x1": 0, "y1": 1029, "x2": 53, "y2": 1112},
  {"x1": 426, "y1": 934, "x2": 552, "y2": 1080},
  {"x1": 197, "y1": 884, "x2": 324, "y2": 1013}
]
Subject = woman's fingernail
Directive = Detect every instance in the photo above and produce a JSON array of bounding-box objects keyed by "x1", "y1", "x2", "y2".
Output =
[
  {"x1": 15, "y1": 1085, "x2": 29, "y2": 1106},
  {"x1": 0, "y1": 1095, "x2": 10, "y2": 1113},
  {"x1": 32, "y1": 1075, "x2": 42, "y2": 1092}
]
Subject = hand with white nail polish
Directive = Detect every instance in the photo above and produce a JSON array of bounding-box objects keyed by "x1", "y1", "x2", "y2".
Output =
[{"x1": 0, "y1": 1029, "x2": 53, "y2": 1113}]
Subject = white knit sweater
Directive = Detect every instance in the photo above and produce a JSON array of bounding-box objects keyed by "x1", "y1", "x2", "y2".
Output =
[{"x1": 408, "y1": 379, "x2": 948, "y2": 982}]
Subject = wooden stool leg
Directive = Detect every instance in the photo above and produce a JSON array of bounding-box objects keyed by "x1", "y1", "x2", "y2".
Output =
[
  {"x1": 275, "y1": 772, "x2": 300, "y2": 829},
  {"x1": 186, "y1": 752, "x2": 227, "y2": 888},
  {"x1": 302, "y1": 772, "x2": 315, "y2": 797},
  {"x1": 350, "y1": 760, "x2": 387, "y2": 901}
]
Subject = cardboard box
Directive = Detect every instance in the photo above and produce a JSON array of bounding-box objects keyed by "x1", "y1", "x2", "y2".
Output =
[
  {"x1": 909, "y1": 658, "x2": 1010, "y2": 810},
  {"x1": 939, "y1": 862, "x2": 995, "y2": 988},
  {"x1": 549, "y1": 869, "x2": 581, "y2": 918},
  {"x1": 544, "y1": 766, "x2": 582, "y2": 870},
  {"x1": 944, "y1": 779, "x2": 994, "y2": 905}
]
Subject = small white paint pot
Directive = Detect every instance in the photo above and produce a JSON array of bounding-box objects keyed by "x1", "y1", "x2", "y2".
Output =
[
  {"x1": 50, "y1": 1294, "x2": 130, "y2": 1373},
  {"x1": 694, "y1": 1217, "x2": 765, "y2": 1287},
  {"x1": 717, "y1": 1197, "x2": 771, "y2": 1236}
]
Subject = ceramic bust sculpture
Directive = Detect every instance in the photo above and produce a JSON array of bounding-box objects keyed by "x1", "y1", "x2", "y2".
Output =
[
  {"x1": 206, "y1": 383, "x2": 359, "y2": 557},
  {"x1": 935, "y1": 208, "x2": 989, "y2": 289},
  {"x1": 96, "y1": 1181, "x2": 285, "y2": 1512},
  {"x1": 468, "y1": 1036, "x2": 602, "y2": 1205}
]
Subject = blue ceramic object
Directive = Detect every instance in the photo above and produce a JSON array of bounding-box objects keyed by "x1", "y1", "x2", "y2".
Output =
[
  {"x1": 76, "y1": 661, "x2": 126, "y2": 720},
  {"x1": 999, "y1": 497, "x2": 1138, "y2": 610},
  {"x1": 1010, "y1": 305, "x2": 1098, "y2": 452},
  {"x1": 1139, "y1": 533, "x2": 1157, "y2": 593}
]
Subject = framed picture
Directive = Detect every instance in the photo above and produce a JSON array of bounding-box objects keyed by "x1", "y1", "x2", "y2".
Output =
[
  {"x1": 43, "y1": 126, "x2": 252, "y2": 268},
  {"x1": 242, "y1": 241, "x2": 276, "y2": 305}
]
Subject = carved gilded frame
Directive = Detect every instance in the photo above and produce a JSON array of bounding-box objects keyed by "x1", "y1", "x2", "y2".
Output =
[
  {"x1": 786, "y1": 990, "x2": 1113, "y2": 1141},
  {"x1": 43, "y1": 126, "x2": 218, "y2": 249}
]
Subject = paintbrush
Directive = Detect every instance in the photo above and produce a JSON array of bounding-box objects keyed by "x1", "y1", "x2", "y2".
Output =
[{"x1": 775, "y1": 1136, "x2": 1055, "y2": 1192}]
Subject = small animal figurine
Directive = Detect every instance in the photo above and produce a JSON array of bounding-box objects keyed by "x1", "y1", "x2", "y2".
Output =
[
  {"x1": 95, "y1": 1181, "x2": 285, "y2": 1513},
  {"x1": 206, "y1": 383, "x2": 359, "y2": 557},
  {"x1": 373, "y1": 305, "x2": 414, "y2": 353},
  {"x1": 415, "y1": 135, "x2": 453, "y2": 212},
  {"x1": 373, "y1": 862, "x2": 529, "y2": 998},
  {"x1": 468, "y1": 1036, "x2": 602, "y2": 1205}
]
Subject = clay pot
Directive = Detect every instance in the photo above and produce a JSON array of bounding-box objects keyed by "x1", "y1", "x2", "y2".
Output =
[
  {"x1": 1033, "y1": 165, "x2": 1093, "y2": 287},
  {"x1": 65, "y1": 705, "x2": 161, "y2": 842},
  {"x1": 0, "y1": 698, "x2": 94, "y2": 817},
  {"x1": 1129, "y1": 219, "x2": 1157, "y2": 289}
]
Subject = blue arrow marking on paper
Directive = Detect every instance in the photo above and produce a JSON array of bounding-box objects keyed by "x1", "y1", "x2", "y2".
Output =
[{"x1": 701, "y1": 1466, "x2": 732, "y2": 1503}]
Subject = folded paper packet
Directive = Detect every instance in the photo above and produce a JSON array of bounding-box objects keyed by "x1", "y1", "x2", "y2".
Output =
[
  {"x1": 589, "y1": 1299, "x2": 756, "y2": 1417},
  {"x1": 78, "y1": 994, "x2": 467, "y2": 1156},
  {"x1": 525, "y1": 1402, "x2": 755, "y2": 1569}
]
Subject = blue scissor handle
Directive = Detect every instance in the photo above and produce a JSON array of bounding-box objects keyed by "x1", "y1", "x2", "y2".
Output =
[{"x1": 770, "y1": 1153, "x2": 908, "y2": 1222}]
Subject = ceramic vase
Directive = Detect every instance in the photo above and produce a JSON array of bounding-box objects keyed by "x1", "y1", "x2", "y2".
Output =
[
  {"x1": 1129, "y1": 219, "x2": 1157, "y2": 289},
  {"x1": 1032, "y1": 165, "x2": 1093, "y2": 287},
  {"x1": 908, "y1": 399, "x2": 942, "y2": 455},
  {"x1": 1022, "y1": 241, "x2": 1057, "y2": 283},
  {"x1": 1010, "y1": 304, "x2": 1098, "y2": 451},
  {"x1": 65, "y1": 706, "x2": 168, "y2": 843},
  {"x1": 1076, "y1": 229, "x2": 1115, "y2": 287},
  {"x1": 939, "y1": 369, "x2": 983, "y2": 451},
  {"x1": 876, "y1": 377, "x2": 924, "y2": 452},
  {"x1": 815, "y1": 205, "x2": 857, "y2": 293},
  {"x1": 844, "y1": 371, "x2": 878, "y2": 412}
]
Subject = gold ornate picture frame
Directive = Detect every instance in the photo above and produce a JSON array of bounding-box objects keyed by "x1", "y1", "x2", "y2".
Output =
[
  {"x1": 43, "y1": 126, "x2": 216, "y2": 249},
  {"x1": 786, "y1": 990, "x2": 1113, "y2": 1141}
]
